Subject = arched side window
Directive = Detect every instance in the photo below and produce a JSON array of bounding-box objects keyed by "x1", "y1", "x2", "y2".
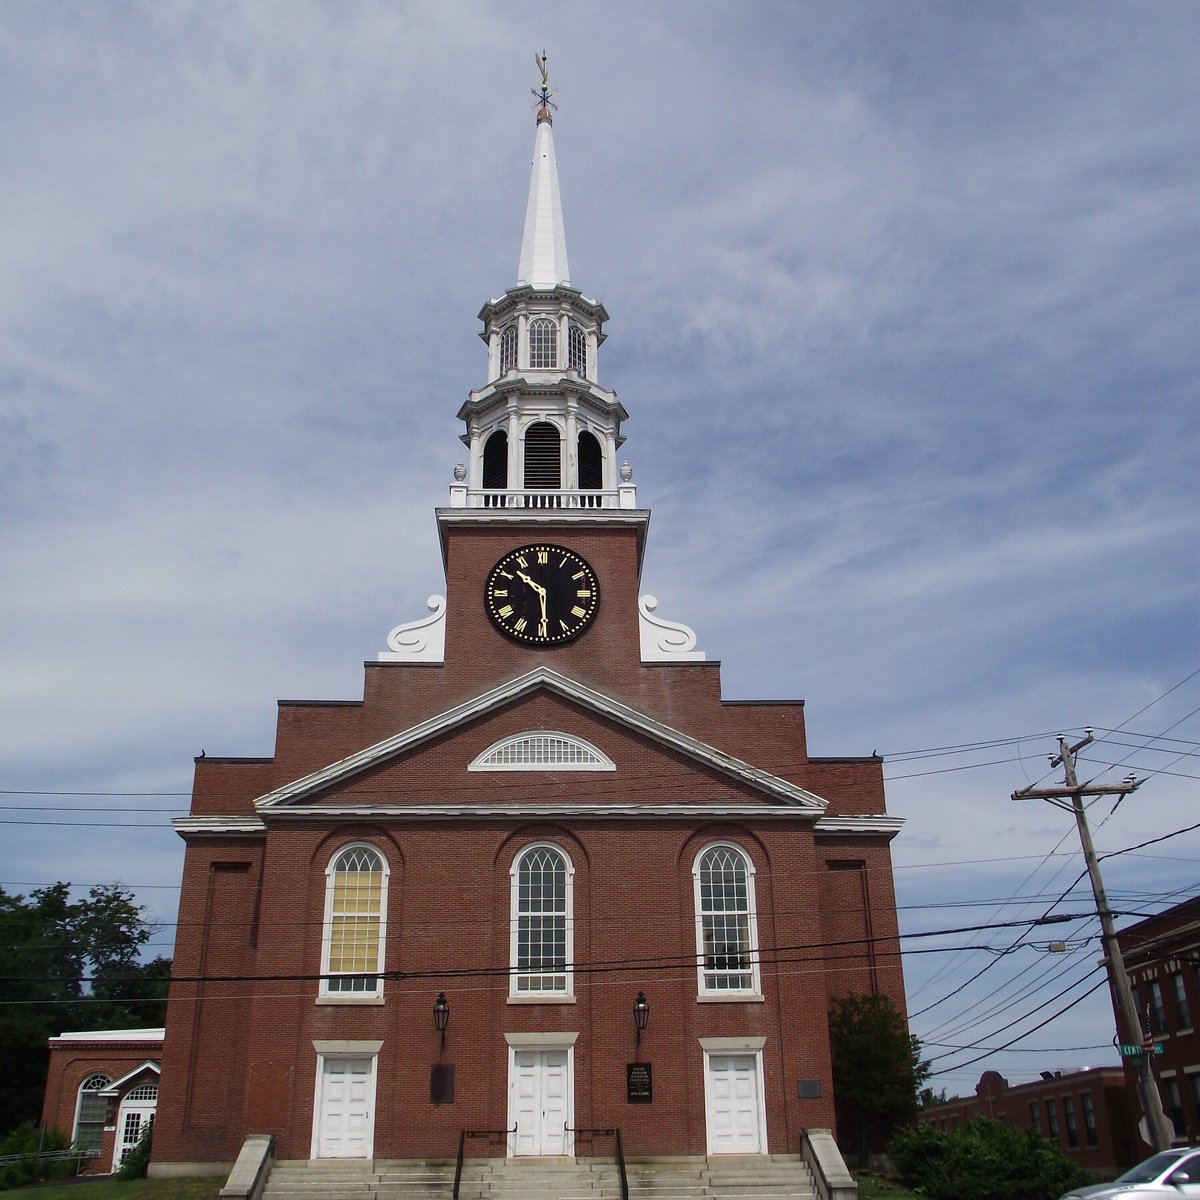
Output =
[
  {"x1": 693, "y1": 844, "x2": 760, "y2": 995},
  {"x1": 511, "y1": 844, "x2": 573, "y2": 996},
  {"x1": 528, "y1": 317, "x2": 558, "y2": 369},
  {"x1": 499, "y1": 324, "x2": 517, "y2": 375},
  {"x1": 73, "y1": 1074, "x2": 111, "y2": 1151},
  {"x1": 568, "y1": 322, "x2": 587, "y2": 375},
  {"x1": 523, "y1": 421, "x2": 562, "y2": 496},
  {"x1": 482, "y1": 429, "x2": 508, "y2": 507},
  {"x1": 577, "y1": 430, "x2": 603, "y2": 505},
  {"x1": 321, "y1": 845, "x2": 388, "y2": 998}
]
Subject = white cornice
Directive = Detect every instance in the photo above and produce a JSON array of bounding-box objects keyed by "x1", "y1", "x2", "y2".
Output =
[
  {"x1": 252, "y1": 666, "x2": 828, "y2": 815},
  {"x1": 172, "y1": 816, "x2": 267, "y2": 836},
  {"x1": 813, "y1": 815, "x2": 905, "y2": 838},
  {"x1": 50, "y1": 1028, "x2": 165, "y2": 1044}
]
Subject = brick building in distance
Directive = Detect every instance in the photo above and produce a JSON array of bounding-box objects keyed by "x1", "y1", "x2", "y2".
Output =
[
  {"x1": 920, "y1": 1068, "x2": 1139, "y2": 1178},
  {"x1": 135, "y1": 75, "x2": 907, "y2": 1180},
  {"x1": 1119, "y1": 896, "x2": 1200, "y2": 1144}
]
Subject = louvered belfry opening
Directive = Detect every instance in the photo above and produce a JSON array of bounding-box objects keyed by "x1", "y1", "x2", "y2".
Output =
[
  {"x1": 523, "y1": 421, "x2": 561, "y2": 506},
  {"x1": 578, "y1": 429, "x2": 603, "y2": 507},
  {"x1": 482, "y1": 429, "x2": 508, "y2": 507}
]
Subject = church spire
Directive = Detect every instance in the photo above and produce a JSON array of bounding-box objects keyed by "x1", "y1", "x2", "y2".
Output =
[{"x1": 517, "y1": 52, "x2": 570, "y2": 289}]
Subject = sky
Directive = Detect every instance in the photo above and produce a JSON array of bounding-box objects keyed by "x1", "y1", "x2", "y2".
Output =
[{"x1": 2, "y1": 1, "x2": 1198, "y2": 1098}]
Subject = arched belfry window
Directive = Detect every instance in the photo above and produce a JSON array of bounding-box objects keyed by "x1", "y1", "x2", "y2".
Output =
[
  {"x1": 73, "y1": 1074, "x2": 111, "y2": 1151},
  {"x1": 578, "y1": 430, "x2": 603, "y2": 504},
  {"x1": 321, "y1": 845, "x2": 388, "y2": 997},
  {"x1": 499, "y1": 324, "x2": 517, "y2": 375},
  {"x1": 528, "y1": 317, "x2": 558, "y2": 369},
  {"x1": 693, "y1": 844, "x2": 760, "y2": 995},
  {"x1": 511, "y1": 844, "x2": 573, "y2": 995},
  {"x1": 524, "y1": 421, "x2": 562, "y2": 496},
  {"x1": 568, "y1": 322, "x2": 587, "y2": 375},
  {"x1": 482, "y1": 429, "x2": 508, "y2": 506}
]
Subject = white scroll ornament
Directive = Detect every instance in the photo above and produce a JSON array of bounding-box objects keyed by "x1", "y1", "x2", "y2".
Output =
[
  {"x1": 638, "y1": 595, "x2": 706, "y2": 662},
  {"x1": 378, "y1": 595, "x2": 447, "y2": 663}
]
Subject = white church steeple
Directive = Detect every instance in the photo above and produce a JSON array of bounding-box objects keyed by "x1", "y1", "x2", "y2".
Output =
[
  {"x1": 516, "y1": 104, "x2": 570, "y2": 289},
  {"x1": 447, "y1": 56, "x2": 634, "y2": 513}
]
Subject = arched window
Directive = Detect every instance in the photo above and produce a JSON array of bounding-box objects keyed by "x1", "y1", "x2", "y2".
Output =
[
  {"x1": 568, "y1": 322, "x2": 587, "y2": 375},
  {"x1": 523, "y1": 421, "x2": 561, "y2": 497},
  {"x1": 577, "y1": 430, "x2": 603, "y2": 505},
  {"x1": 511, "y1": 844, "x2": 572, "y2": 995},
  {"x1": 482, "y1": 429, "x2": 508, "y2": 507},
  {"x1": 499, "y1": 324, "x2": 517, "y2": 375},
  {"x1": 322, "y1": 845, "x2": 388, "y2": 997},
  {"x1": 73, "y1": 1074, "x2": 111, "y2": 1151},
  {"x1": 528, "y1": 318, "x2": 558, "y2": 369},
  {"x1": 694, "y1": 844, "x2": 760, "y2": 995}
]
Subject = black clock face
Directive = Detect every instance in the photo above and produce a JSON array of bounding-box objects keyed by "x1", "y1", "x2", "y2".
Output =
[{"x1": 485, "y1": 544, "x2": 600, "y2": 645}]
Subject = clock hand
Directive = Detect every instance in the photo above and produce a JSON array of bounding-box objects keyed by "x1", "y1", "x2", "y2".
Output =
[{"x1": 516, "y1": 571, "x2": 547, "y2": 597}]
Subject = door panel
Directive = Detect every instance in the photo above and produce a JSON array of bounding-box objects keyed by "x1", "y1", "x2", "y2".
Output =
[
  {"x1": 509, "y1": 1047, "x2": 573, "y2": 1156},
  {"x1": 707, "y1": 1054, "x2": 764, "y2": 1155},
  {"x1": 316, "y1": 1056, "x2": 374, "y2": 1158}
]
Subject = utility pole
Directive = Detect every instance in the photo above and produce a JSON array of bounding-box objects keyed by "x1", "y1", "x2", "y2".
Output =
[{"x1": 1013, "y1": 730, "x2": 1174, "y2": 1152}]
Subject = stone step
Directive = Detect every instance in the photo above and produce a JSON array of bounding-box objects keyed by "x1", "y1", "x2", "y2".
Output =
[{"x1": 262, "y1": 1156, "x2": 817, "y2": 1200}]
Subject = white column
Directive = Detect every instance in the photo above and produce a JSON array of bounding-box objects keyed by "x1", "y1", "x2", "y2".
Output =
[
  {"x1": 565, "y1": 399, "x2": 579, "y2": 491},
  {"x1": 506, "y1": 402, "x2": 521, "y2": 491}
]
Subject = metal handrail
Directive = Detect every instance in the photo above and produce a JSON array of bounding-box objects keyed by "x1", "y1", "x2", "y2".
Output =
[
  {"x1": 564, "y1": 1126, "x2": 628, "y2": 1200},
  {"x1": 452, "y1": 1125, "x2": 516, "y2": 1200}
]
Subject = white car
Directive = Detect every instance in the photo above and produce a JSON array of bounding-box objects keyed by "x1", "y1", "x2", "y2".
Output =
[{"x1": 1061, "y1": 1149, "x2": 1200, "y2": 1200}]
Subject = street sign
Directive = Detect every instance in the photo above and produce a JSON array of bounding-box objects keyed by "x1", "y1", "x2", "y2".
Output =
[{"x1": 1120, "y1": 1043, "x2": 1163, "y2": 1056}]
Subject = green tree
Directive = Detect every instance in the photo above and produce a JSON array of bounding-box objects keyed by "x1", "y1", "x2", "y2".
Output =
[
  {"x1": 828, "y1": 991, "x2": 929, "y2": 1165},
  {"x1": 889, "y1": 1115, "x2": 1091, "y2": 1200},
  {"x1": 0, "y1": 883, "x2": 169, "y2": 1134}
]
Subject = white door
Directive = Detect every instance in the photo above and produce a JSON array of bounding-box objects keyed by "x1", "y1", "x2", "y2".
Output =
[
  {"x1": 509, "y1": 1048, "x2": 572, "y2": 1156},
  {"x1": 112, "y1": 1084, "x2": 158, "y2": 1171},
  {"x1": 314, "y1": 1056, "x2": 375, "y2": 1158},
  {"x1": 706, "y1": 1054, "x2": 765, "y2": 1155}
]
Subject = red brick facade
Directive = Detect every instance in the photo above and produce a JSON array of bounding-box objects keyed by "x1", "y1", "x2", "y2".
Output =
[
  {"x1": 40, "y1": 1030, "x2": 163, "y2": 1174},
  {"x1": 149, "y1": 513, "x2": 906, "y2": 1171},
  {"x1": 921, "y1": 1068, "x2": 1139, "y2": 1177}
]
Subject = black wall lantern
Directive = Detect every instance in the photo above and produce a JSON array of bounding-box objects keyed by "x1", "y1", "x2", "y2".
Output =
[
  {"x1": 433, "y1": 992, "x2": 450, "y2": 1044},
  {"x1": 633, "y1": 991, "x2": 650, "y2": 1043}
]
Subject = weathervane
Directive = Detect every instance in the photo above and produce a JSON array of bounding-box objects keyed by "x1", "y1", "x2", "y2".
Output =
[{"x1": 532, "y1": 50, "x2": 558, "y2": 115}]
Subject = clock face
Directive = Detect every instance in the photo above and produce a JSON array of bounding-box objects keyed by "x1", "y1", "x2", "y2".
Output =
[{"x1": 485, "y1": 544, "x2": 600, "y2": 645}]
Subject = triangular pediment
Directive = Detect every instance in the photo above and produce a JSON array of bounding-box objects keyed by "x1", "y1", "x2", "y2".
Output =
[{"x1": 253, "y1": 667, "x2": 827, "y2": 816}]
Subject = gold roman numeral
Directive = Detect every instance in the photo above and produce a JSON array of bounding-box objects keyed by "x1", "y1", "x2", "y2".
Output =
[
  {"x1": 513, "y1": 617, "x2": 528, "y2": 633},
  {"x1": 571, "y1": 605, "x2": 586, "y2": 618},
  {"x1": 497, "y1": 604, "x2": 513, "y2": 618}
]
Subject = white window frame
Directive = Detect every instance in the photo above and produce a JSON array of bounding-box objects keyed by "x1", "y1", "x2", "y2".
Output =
[
  {"x1": 72, "y1": 1074, "x2": 111, "y2": 1152},
  {"x1": 319, "y1": 843, "x2": 389, "y2": 1001},
  {"x1": 469, "y1": 731, "x2": 615, "y2": 772},
  {"x1": 693, "y1": 842, "x2": 761, "y2": 998},
  {"x1": 528, "y1": 317, "x2": 558, "y2": 368},
  {"x1": 510, "y1": 843, "x2": 574, "y2": 999}
]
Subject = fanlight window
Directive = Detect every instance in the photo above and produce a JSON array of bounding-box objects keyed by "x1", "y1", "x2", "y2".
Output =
[
  {"x1": 323, "y1": 845, "x2": 387, "y2": 996},
  {"x1": 499, "y1": 324, "x2": 517, "y2": 375},
  {"x1": 568, "y1": 322, "x2": 587, "y2": 375},
  {"x1": 694, "y1": 844, "x2": 759, "y2": 994},
  {"x1": 470, "y1": 732, "x2": 614, "y2": 771},
  {"x1": 512, "y1": 845, "x2": 572, "y2": 995},
  {"x1": 73, "y1": 1074, "x2": 111, "y2": 1151},
  {"x1": 528, "y1": 318, "x2": 558, "y2": 368}
]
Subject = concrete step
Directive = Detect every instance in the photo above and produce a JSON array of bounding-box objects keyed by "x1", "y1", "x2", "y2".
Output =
[{"x1": 262, "y1": 1155, "x2": 817, "y2": 1200}]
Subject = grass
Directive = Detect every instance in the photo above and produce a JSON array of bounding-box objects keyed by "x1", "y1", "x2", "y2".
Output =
[
  {"x1": 3, "y1": 1179, "x2": 221, "y2": 1200},
  {"x1": 855, "y1": 1172, "x2": 923, "y2": 1200}
]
